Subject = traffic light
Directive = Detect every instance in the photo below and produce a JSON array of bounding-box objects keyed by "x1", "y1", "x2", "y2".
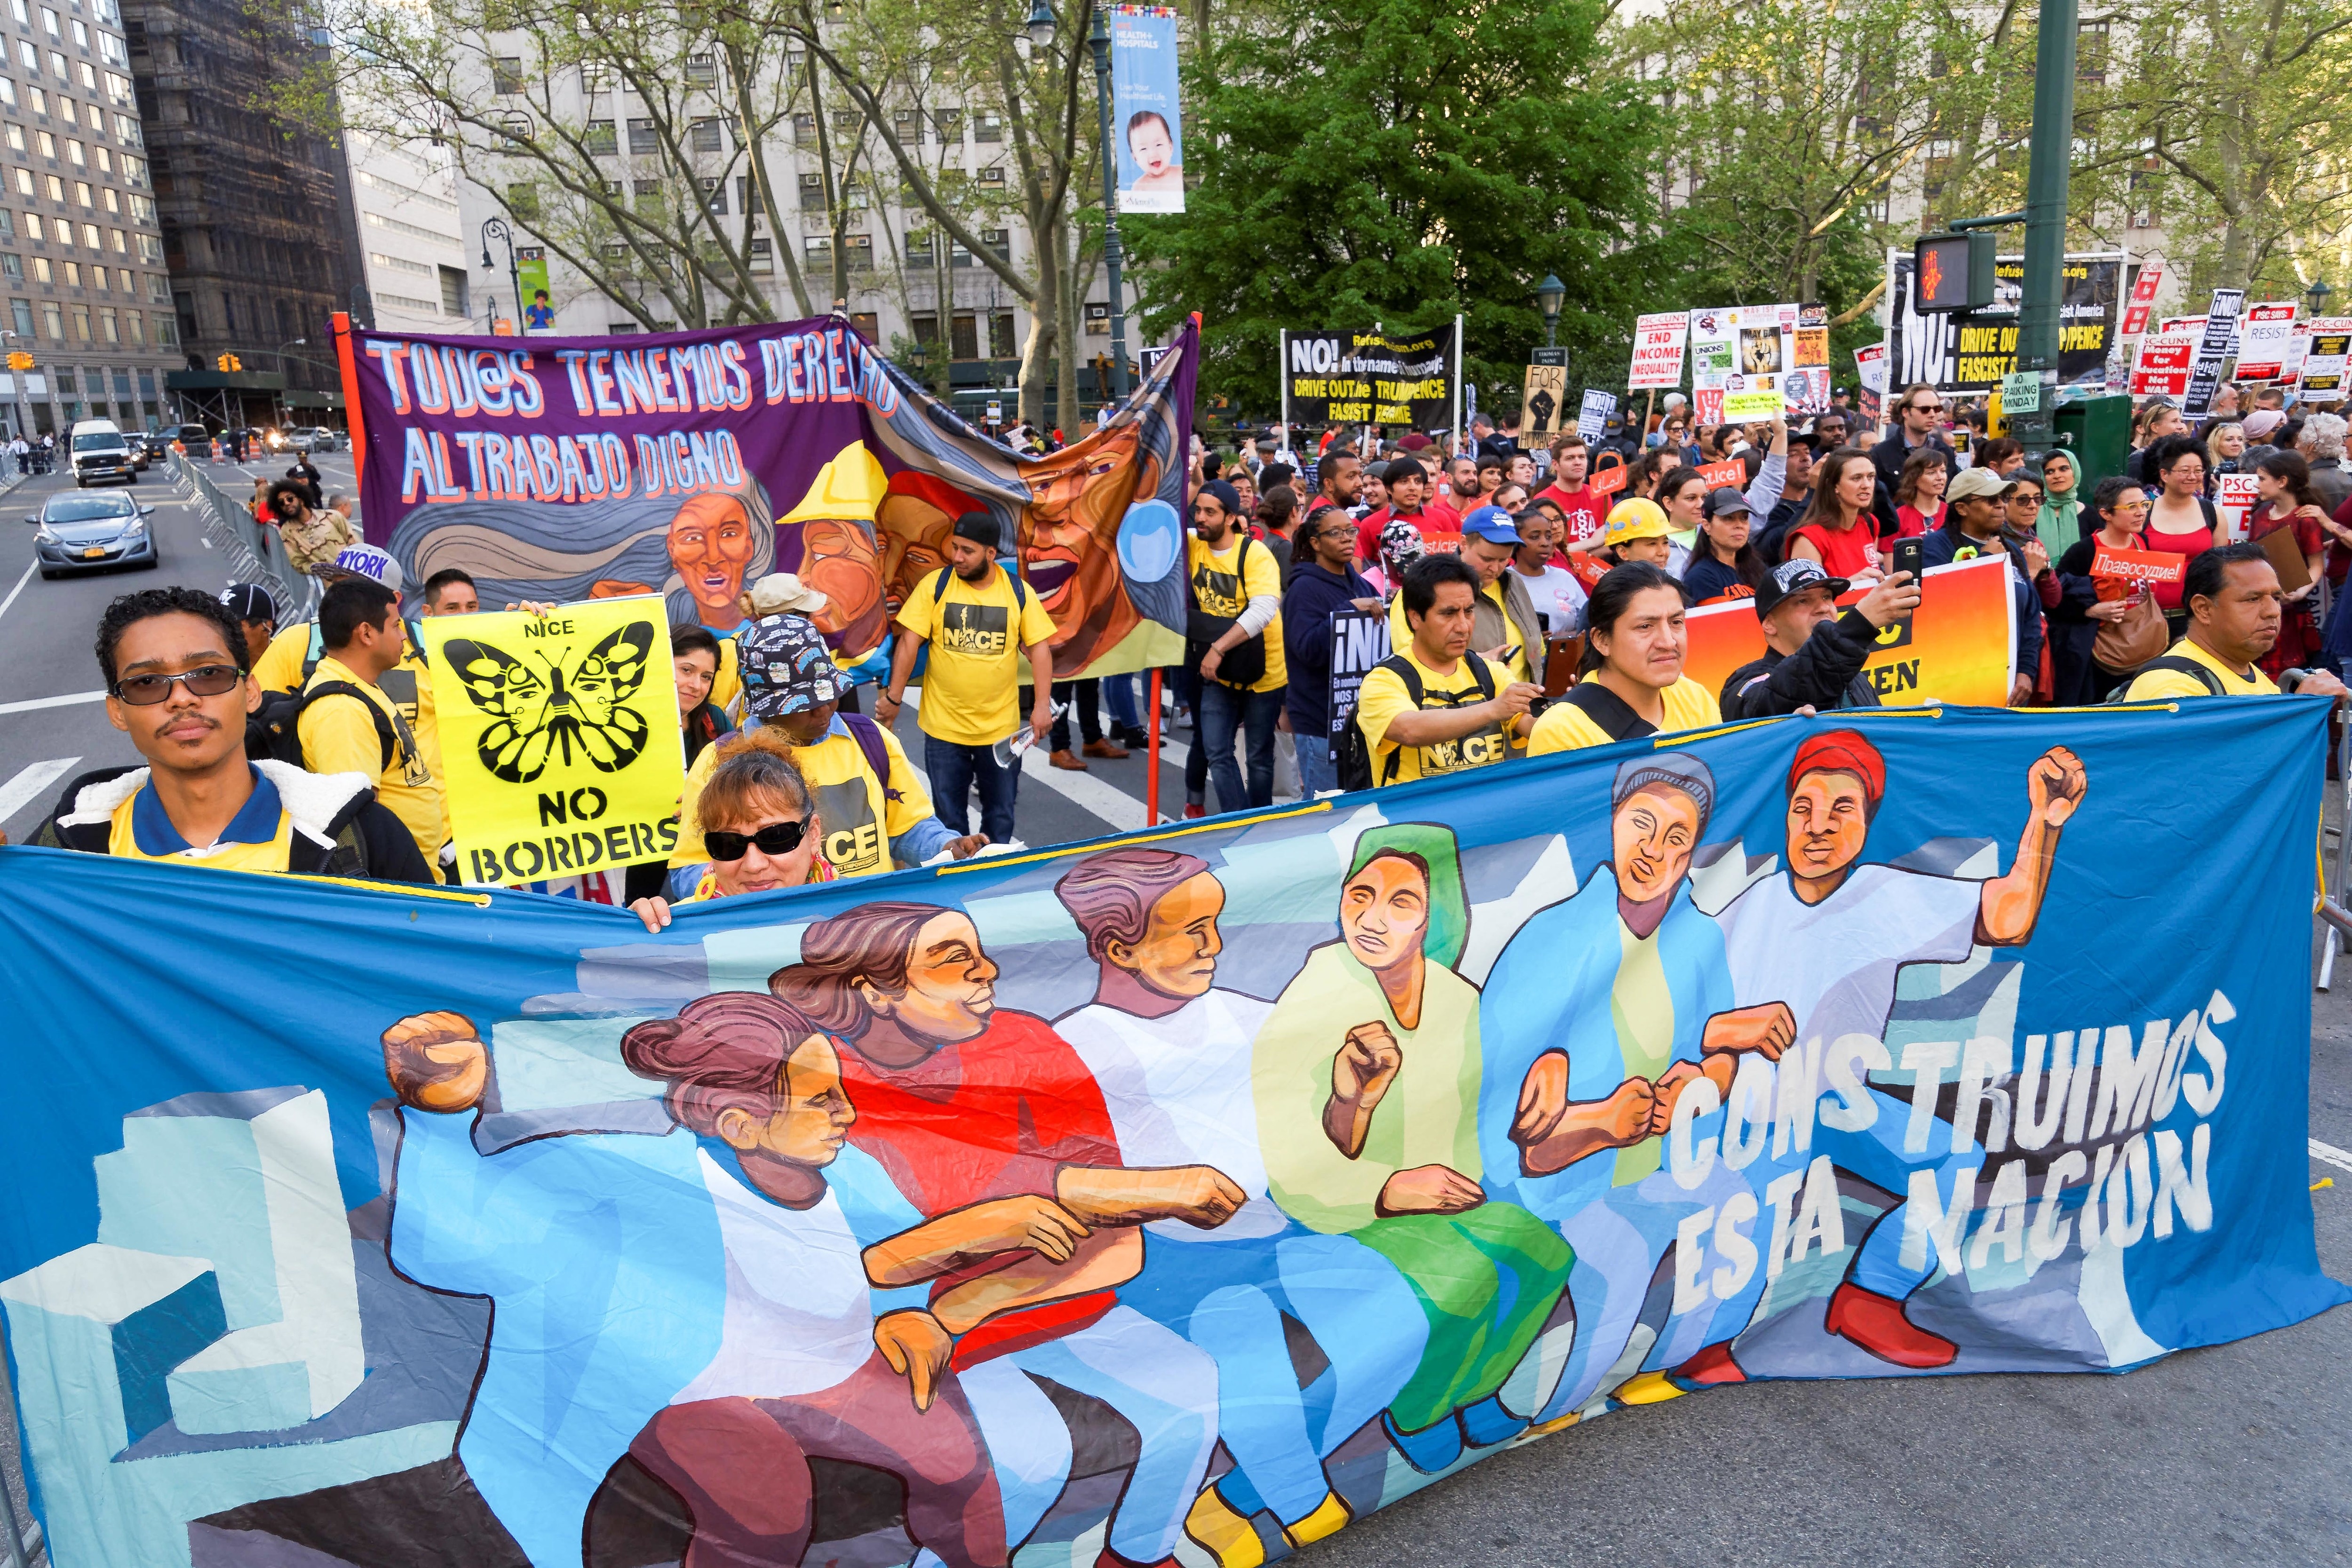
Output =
[
  {"x1": 214, "y1": 353, "x2": 243, "y2": 373},
  {"x1": 4, "y1": 351, "x2": 28, "y2": 371}
]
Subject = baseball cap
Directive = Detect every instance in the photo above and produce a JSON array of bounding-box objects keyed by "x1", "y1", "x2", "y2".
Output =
[
  {"x1": 325, "y1": 543, "x2": 404, "y2": 592},
  {"x1": 1702, "y1": 486, "x2": 1752, "y2": 521},
  {"x1": 735, "y1": 613, "x2": 844, "y2": 723},
  {"x1": 1602, "y1": 497, "x2": 1672, "y2": 545},
  {"x1": 221, "y1": 582, "x2": 278, "y2": 623},
  {"x1": 1755, "y1": 557, "x2": 1850, "y2": 618},
  {"x1": 1460, "y1": 505, "x2": 1522, "y2": 545},
  {"x1": 1947, "y1": 466, "x2": 2014, "y2": 502}
]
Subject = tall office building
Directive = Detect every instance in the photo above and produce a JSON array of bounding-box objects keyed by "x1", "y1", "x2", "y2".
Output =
[
  {"x1": 127, "y1": 0, "x2": 364, "y2": 429},
  {"x1": 0, "y1": 0, "x2": 178, "y2": 435}
]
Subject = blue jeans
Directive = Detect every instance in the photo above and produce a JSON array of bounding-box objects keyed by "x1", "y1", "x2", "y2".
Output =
[
  {"x1": 1200, "y1": 682, "x2": 1283, "y2": 814},
  {"x1": 922, "y1": 734, "x2": 1018, "y2": 844},
  {"x1": 1101, "y1": 671, "x2": 1141, "y2": 731},
  {"x1": 1295, "y1": 725, "x2": 1339, "y2": 795}
]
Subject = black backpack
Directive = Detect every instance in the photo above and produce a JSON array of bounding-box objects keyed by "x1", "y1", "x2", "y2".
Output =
[
  {"x1": 244, "y1": 623, "x2": 405, "y2": 772},
  {"x1": 1184, "y1": 536, "x2": 1269, "y2": 690},
  {"x1": 2103, "y1": 654, "x2": 2227, "y2": 702},
  {"x1": 1336, "y1": 652, "x2": 1497, "y2": 791}
]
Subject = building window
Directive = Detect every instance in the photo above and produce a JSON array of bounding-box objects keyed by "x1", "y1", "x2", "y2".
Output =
[
  {"x1": 584, "y1": 119, "x2": 616, "y2": 154},
  {"x1": 73, "y1": 178, "x2": 88, "y2": 205},
  {"x1": 803, "y1": 236, "x2": 831, "y2": 266},
  {"x1": 797, "y1": 171, "x2": 825, "y2": 212},
  {"x1": 607, "y1": 321, "x2": 638, "y2": 334},
  {"x1": 747, "y1": 235, "x2": 771, "y2": 274},
  {"x1": 735, "y1": 173, "x2": 755, "y2": 214},
  {"x1": 438, "y1": 264, "x2": 466, "y2": 315},
  {"x1": 8, "y1": 298, "x2": 29, "y2": 337},
  {"x1": 684, "y1": 52, "x2": 715, "y2": 85},
  {"x1": 699, "y1": 175, "x2": 724, "y2": 215},
  {"x1": 792, "y1": 112, "x2": 813, "y2": 144},
  {"x1": 981, "y1": 227, "x2": 1009, "y2": 262},
  {"x1": 948, "y1": 236, "x2": 972, "y2": 269},
  {"x1": 950, "y1": 311, "x2": 977, "y2": 359},
  {"x1": 932, "y1": 108, "x2": 961, "y2": 141},
  {"x1": 498, "y1": 110, "x2": 532, "y2": 147},
  {"x1": 905, "y1": 231, "x2": 935, "y2": 269},
  {"x1": 39, "y1": 299, "x2": 60, "y2": 337},
  {"x1": 632, "y1": 177, "x2": 660, "y2": 215},
  {"x1": 978, "y1": 166, "x2": 1005, "y2": 189},
  {"x1": 850, "y1": 310, "x2": 877, "y2": 339},
  {"x1": 890, "y1": 109, "x2": 921, "y2": 144},
  {"x1": 1084, "y1": 300, "x2": 1108, "y2": 335},
  {"x1": 989, "y1": 309, "x2": 1015, "y2": 358},
  {"x1": 580, "y1": 64, "x2": 609, "y2": 95},
  {"x1": 688, "y1": 117, "x2": 720, "y2": 153},
  {"x1": 844, "y1": 232, "x2": 871, "y2": 271},
  {"x1": 627, "y1": 117, "x2": 657, "y2": 156},
  {"x1": 0, "y1": 254, "x2": 16, "y2": 281},
  {"x1": 2077, "y1": 20, "x2": 2109, "y2": 85},
  {"x1": 505, "y1": 182, "x2": 538, "y2": 221},
  {"x1": 96, "y1": 304, "x2": 113, "y2": 340},
  {"x1": 910, "y1": 311, "x2": 938, "y2": 347},
  {"x1": 493, "y1": 56, "x2": 523, "y2": 95},
  {"x1": 973, "y1": 111, "x2": 1002, "y2": 143}
]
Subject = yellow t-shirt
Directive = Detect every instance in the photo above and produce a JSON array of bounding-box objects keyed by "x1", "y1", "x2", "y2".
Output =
[
  {"x1": 894, "y1": 565, "x2": 1057, "y2": 746},
  {"x1": 299, "y1": 653, "x2": 447, "y2": 867},
  {"x1": 1188, "y1": 534, "x2": 1286, "y2": 694},
  {"x1": 257, "y1": 621, "x2": 449, "y2": 843},
  {"x1": 1387, "y1": 578, "x2": 1534, "y2": 685},
  {"x1": 1527, "y1": 676, "x2": 1722, "y2": 754},
  {"x1": 1354, "y1": 647, "x2": 1517, "y2": 784},
  {"x1": 2121, "y1": 637, "x2": 2280, "y2": 700},
  {"x1": 711, "y1": 634, "x2": 742, "y2": 720},
  {"x1": 673, "y1": 721, "x2": 936, "y2": 878},
  {"x1": 106, "y1": 768, "x2": 296, "y2": 873}
]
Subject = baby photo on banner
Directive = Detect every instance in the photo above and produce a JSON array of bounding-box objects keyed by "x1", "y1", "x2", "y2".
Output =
[{"x1": 1110, "y1": 6, "x2": 1184, "y2": 215}]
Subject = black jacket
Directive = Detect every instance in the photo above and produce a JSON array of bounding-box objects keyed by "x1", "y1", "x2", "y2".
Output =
[
  {"x1": 1720, "y1": 608, "x2": 1885, "y2": 717},
  {"x1": 33, "y1": 761, "x2": 433, "y2": 882},
  {"x1": 1869, "y1": 430, "x2": 1959, "y2": 500}
]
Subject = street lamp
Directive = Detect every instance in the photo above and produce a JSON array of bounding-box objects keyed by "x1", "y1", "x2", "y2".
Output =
[
  {"x1": 1024, "y1": 0, "x2": 1057, "y2": 53},
  {"x1": 1534, "y1": 273, "x2": 1565, "y2": 350},
  {"x1": 481, "y1": 216, "x2": 523, "y2": 335},
  {"x1": 2308, "y1": 278, "x2": 2335, "y2": 318}
]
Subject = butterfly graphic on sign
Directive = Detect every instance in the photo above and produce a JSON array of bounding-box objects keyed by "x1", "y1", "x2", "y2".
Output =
[{"x1": 444, "y1": 621, "x2": 655, "y2": 783}]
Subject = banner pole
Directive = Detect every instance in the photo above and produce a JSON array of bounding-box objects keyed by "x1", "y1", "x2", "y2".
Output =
[
  {"x1": 1278, "y1": 329, "x2": 1289, "y2": 452},
  {"x1": 1145, "y1": 667, "x2": 1163, "y2": 825},
  {"x1": 1452, "y1": 312, "x2": 1464, "y2": 453},
  {"x1": 1645, "y1": 388, "x2": 1655, "y2": 442},
  {"x1": 331, "y1": 311, "x2": 367, "y2": 497}
]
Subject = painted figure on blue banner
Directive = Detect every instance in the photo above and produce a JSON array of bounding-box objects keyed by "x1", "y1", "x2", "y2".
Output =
[
  {"x1": 1252, "y1": 823, "x2": 1574, "y2": 1475},
  {"x1": 1701, "y1": 730, "x2": 2088, "y2": 1371},
  {"x1": 1478, "y1": 755, "x2": 1798, "y2": 1424},
  {"x1": 1051, "y1": 848, "x2": 1424, "y2": 1568},
  {"x1": 769, "y1": 900, "x2": 1239, "y2": 1568},
  {"x1": 379, "y1": 1009, "x2": 726, "y2": 1567},
  {"x1": 612, "y1": 993, "x2": 1008, "y2": 1568}
]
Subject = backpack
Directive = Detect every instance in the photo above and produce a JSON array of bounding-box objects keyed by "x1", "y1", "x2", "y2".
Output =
[
  {"x1": 2103, "y1": 654, "x2": 2227, "y2": 702},
  {"x1": 245, "y1": 623, "x2": 405, "y2": 772},
  {"x1": 1184, "y1": 536, "x2": 1270, "y2": 689},
  {"x1": 1336, "y1": 652, "x2": 1498, "y2": 791},
  {"x1": 839, "y1": 711, "x2": 900, "y2": 803}
]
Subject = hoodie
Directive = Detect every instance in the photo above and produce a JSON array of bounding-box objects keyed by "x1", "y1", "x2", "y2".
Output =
[{"x1": 35, "y1": 759, "x2": 434, "y2": 882}]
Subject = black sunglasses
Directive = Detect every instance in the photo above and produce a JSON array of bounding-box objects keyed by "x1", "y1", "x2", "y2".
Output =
[
  {"x1": 112, "y1": 664, "x2": 243, "y2": 705},
  {"x1": 705, "y1": 818, "x2": 810, "y2": 861}
]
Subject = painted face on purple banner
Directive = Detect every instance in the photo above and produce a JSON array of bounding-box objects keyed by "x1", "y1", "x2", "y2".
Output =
[
  {"x1": 669, "y1": 494, "x2": 755, "y2": 630},
  {"x1": 1020, "y1": 420, "x2": 1156, "y2": 674}
]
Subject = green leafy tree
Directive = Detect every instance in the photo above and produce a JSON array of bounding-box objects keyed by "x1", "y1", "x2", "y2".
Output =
[{"x1": 1126, "y1": 0, "x2": 1659, "y2": 415}]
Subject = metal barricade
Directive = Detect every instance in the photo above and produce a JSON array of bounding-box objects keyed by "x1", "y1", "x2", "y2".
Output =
[{"x1": 170, "y1": 454, "x2": 318, "y2": 622}]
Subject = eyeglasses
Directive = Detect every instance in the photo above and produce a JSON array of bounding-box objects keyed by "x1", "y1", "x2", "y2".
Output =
[
  {"x1": 704, "y1": 818, "x2": 810, "y2": 861},
  {"x1": 111, "y1": 664, "x2": 242, "y2": 705},
  {"x1": 1908, "y1": 402, "x2": 1946, "y2": 414}
]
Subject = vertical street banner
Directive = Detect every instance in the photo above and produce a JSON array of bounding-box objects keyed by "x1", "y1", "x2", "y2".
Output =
[
  {"x1": 419, "y1": 599, "x2": 684, "y2": 885},
  {"x1": 1628, "y1": 311, "x2": 1690, "y2": 390},
  {"x1": 1576, "y1": 389, "x2": 1617, "y2": 443},
  {"x1": 2, "y1": 693, "x2": 2340, "y2": 1568},
  {"x1": 1520, "y1": 361, "x2": 1566, "y2": 438},
  {"x1": 516, "y1": 248, "x2": 553, "y2": 333},
  {"x1": 2181, "y1": 289, "x2": 2248, "y2": 416},
  {"x1": 2130, "y1": 334, "x2": 2197, "y2": 398},
  {"x1": 2232, "y1": 303, "x2": 2298, "y2": 382},
  {"x1": 1324, "y1": 605, "x2": 1388, "y2": 762},
  {"x1": 2297, "y1": 318, "x2": 2352, "y2": 397},
  {"x1": 1109, "y1": 6, "x2": 1184, "y2": 215},
  {"x1": 1282, "y1": 327, "x2": 1457, "y2": 430},
  {"x1": 345, "y1": 317, "x2": 1201, "y2": 682},
  {"x1": 1889, "y1": 249, "x2": 2123, "y2": 394}
]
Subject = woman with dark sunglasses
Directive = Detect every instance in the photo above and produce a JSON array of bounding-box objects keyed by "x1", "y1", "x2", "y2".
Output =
[{"x1": 631, "y1": 734, "x2": 831, "y2": 931}]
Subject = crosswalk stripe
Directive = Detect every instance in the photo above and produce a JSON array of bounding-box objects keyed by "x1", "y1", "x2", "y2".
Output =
[
  {"x1": 2313, "y1": 1139, "x2": 2352, "y2": 1175},
  {"x1": 0, "y1": 690, "x2": 106, "y2": 716},
  {"x1": 0, "y1": 755, "x2": 79, "y2": 827},
  {"x1": 1018, "y1": 743, "x2": 1156, "y2": 832}
]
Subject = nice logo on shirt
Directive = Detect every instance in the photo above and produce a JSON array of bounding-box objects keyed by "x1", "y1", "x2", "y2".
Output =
[
  {"x1": 938, "y1": 602, "x2": 1010, "y2": 656},
  {"x1": 1192, "y1": 563, "x2": 1244, "y2": 619},
  {"x1": 1423, "y1": 726, "x2": 1507, "y2": 772},
  {"x1": 815, "y1": 779, "x2": 882, "y2": 874}
]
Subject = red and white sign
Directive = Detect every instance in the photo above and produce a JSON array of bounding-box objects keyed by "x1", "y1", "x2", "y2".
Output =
[
  {"x1": 2120, "y1": 262, "x2": 2164, "y2": 336},
  {"x1": 2216, "y1": 473, "x2": 2261, "y2": 543},
  {"x1": 1692, "y1": 386, "x2": 1725, "y2": 424},
  {"x1": 1589, "y1": 464, "x2": 1630, "y2": 498},
  {"x1": 1628, "y1": 311, "x2": 1690, "y2": 390},
  {"x1": 2091, "y1": 542, "x2": 2188, "y2": 586},
  {"x1": 1696, "y1": 460, "x2": 1744, "y2": 487},
  {"x1": 2130, "y1": 334, "x2": 2196, "y2": 398},
  {"x1": 2234, "y1": 302, "x2": 2298, "y2": 381}
]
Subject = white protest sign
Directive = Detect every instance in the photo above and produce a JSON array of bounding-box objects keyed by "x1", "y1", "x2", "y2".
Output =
[
  {"x1": 1629, "y1": 311, "x2": 1690, "y2": 390},
  {"x1": 2234, "y1": 303, "x2": 2297, "y2": 382},
  {"x1": 1577, "y1": 389, "x2": 1617, "y2": 442},
  {"x1": 2215, "y1": 472, "x2": 2260, "y2": 544},
  {"x1": 2298, "y1": 318, "x2": 2352, "y2": 397}
]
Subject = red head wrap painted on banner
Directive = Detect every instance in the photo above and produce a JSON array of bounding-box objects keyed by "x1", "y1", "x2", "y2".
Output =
[{"x1": 1787, "y1": 730, "x2": 1887, "y2": 817}]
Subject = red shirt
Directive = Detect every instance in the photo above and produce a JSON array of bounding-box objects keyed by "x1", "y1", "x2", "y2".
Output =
[
  {"x1": 1895, "y1": 502, "x2": 1942, "y2": 538},
  {"x1": 2144, "y1": 508, "x2": 2214, "y2": 611},
  {"x1": 1534, "y1": 482, "x2": 1605, "y2": 540},
  {"x1": 1354, "y1": 501, "x2": 1462, "y2": 561},
  {"x1": 1788, "y1": 520, "x2": 1881, "y2": 579}
]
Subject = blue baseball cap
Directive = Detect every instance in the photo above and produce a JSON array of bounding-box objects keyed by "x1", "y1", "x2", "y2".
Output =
[{"x1": 1460, "y1": 505, "x2": 1522, "y2": 544}]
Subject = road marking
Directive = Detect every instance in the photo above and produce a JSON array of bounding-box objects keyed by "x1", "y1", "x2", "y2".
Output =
[
  {"x1": 0, "y1": 755, "x2": 76, "y2": 824},
  {"x1": 1018, "y1": 743, "x2": 1154, "y2": 832},
  {"x1": 0, "y1": 689, "x2": 105, "y2": 715},
  {"x1": 0, "y1": 558, "x2": 32, "y2": 625},
  {"x1": 2313, "y1": 1139, "x2": 2352, "y2": 1174}
]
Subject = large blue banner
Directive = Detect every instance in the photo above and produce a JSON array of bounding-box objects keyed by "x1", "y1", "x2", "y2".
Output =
[{"x1": 0, "y1": 700, "x2": 2340, "y2": 1568}]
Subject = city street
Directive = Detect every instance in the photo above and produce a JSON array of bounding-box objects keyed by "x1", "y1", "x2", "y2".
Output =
[{"x1": 0, "y1": 459, "x2": 2348, "y2": 1568}]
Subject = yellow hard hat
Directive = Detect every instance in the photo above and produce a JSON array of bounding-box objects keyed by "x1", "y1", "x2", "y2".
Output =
[{"x1": 1603, "y1": 496, "x2": 1672, "y2": 545}]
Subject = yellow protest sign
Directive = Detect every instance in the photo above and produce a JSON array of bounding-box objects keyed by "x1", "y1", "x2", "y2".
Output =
[{"x1": 420, "y1": 597, "x2": 684, "y2": 885}]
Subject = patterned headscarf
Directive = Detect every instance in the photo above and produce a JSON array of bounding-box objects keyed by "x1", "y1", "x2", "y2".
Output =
[{"x1": 735, "y1": 613, "x2": 844, "y2": 722}]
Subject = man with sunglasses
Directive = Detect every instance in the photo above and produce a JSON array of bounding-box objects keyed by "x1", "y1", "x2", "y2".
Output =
[
  {"x1": 1869, "y1": 384, "x2": 1960, "y2": 503},
  {"x1": 26, "y1": 587, "x2": 429, "y2": 879}
]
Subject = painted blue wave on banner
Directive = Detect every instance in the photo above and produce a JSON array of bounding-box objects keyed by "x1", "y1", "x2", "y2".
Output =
[{"x1": 0, "y1": 699, "x2": 2341, "y2": 1568}]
